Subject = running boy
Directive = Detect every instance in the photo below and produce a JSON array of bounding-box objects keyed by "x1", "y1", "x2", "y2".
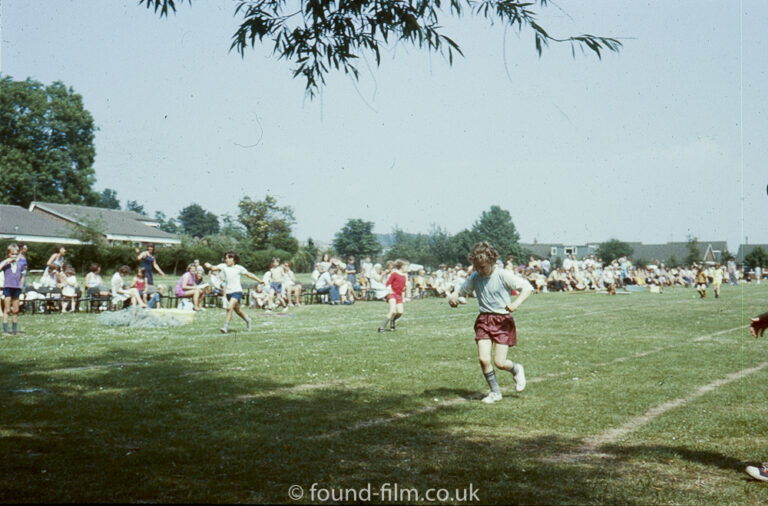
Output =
[
  {"x1": 1, "y1": 244, "x2": 25, "y2": 335},
  {"x1": 378, "y1": 259, "x2": 408, "y2": 332},
  {"x1": 448, "y1": 242, "x2": 534, "y2": 404},
  {"x1": 204, "y1": 252, "x2": 262, "y2": 334}
]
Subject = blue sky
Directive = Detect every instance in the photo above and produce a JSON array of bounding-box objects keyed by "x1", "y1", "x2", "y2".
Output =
[{"x1": 2, "y1": 1, "x2": 766, "y2": 251}]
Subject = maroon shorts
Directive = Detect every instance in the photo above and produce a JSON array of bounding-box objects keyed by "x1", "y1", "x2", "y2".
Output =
[
  {"x1": 474, "y1": 313, "x2": 517, "y2": 346},
  {"x1": 387, "y1": 293, "x2": 403, "y2": 304}
]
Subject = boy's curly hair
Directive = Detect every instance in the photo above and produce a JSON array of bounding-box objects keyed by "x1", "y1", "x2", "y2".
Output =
[{"x1": 468, "y1": 241, "x2": 499, "y2": 266}]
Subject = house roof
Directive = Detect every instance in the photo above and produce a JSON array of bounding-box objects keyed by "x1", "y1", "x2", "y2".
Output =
[
  {"x1": 737, "y1": 244, "x2": 768, "y2": 260},
  {"x1": 0, "y1": 204, "x2": 81, "y2": 244},
  {"x1": 28, "y1": 202, "x2": 180, "y2": 244}
]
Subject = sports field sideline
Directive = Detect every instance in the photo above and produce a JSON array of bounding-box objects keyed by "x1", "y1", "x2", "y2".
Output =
[{"x1": 1, "y1": 284, "x2": 767, "y2": 503}]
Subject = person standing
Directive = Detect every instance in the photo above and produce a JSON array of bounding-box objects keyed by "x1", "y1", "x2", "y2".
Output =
[{"x1": 135, "y1": 244, "x2": 165, "y2": 286}]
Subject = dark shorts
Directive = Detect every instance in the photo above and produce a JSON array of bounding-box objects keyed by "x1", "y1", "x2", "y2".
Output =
[
  {"x1": 3, "y1": 287, "x2": 22, "y2": 299},
  {"x1": 474, "y1": 313, "x2": 517, "y2": 347},
  {"x1": 270, "y1": 282, "x2": 283, "y2": 294},
  {"x1": 226, "y1": 291, "x2": 243, "y2": 302}
]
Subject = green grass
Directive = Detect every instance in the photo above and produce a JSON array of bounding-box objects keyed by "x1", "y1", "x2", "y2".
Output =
[{"x1": 1, "y1": 284, "x2": 768, "y2": 503}]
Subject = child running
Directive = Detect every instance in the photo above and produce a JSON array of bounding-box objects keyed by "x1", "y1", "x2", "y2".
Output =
[
  {"x1": 448, "y1": 242, "x2": 534, "y2": 404},
  {"x1": 1, "y1": 244, "x2": 25, "y2": 335},
  {"x1": 204, "y1": 251, "x2": 262, "y2": 334},
  {"x1": 378, "y1": 259, "x2": 408, "y2": 332}
]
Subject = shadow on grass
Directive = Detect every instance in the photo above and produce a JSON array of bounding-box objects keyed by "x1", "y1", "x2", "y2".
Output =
[{"x1": 0, "y1": 349, "x2": 752, "y2": 504}]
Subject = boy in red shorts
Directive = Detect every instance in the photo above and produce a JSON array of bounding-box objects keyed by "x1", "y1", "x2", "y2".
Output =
[
  {"x1": 378, "y1": 259, "x2": 408, "y2": 332},
  {"x1": 449, "y1": 242, "x2": 533, "y2": 403}
]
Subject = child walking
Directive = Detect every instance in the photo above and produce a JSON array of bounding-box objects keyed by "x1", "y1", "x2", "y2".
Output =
[
  {"x1": 204, "y1": 251, "x2": 262, "y2": 334},
  {"x1": 448, "y1": 242, "x2": 534, "y2": 404},
  {"x1": 378, "y1": 259, "x2": 408, "y2": 332},
  {"x1": 1, "y1": 244, "x2": 25, "y2": 335}
]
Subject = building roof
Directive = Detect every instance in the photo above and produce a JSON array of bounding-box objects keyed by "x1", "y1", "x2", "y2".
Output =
[
  {"x1": 737, "y1": 244, "x2": 768, "y2": 260},
  {"x1": 0, "y1": 204, "x2": 81, "y2": 244},
  {"x1": 29, "y1": 202, "x2": 180, "y2": 244}
]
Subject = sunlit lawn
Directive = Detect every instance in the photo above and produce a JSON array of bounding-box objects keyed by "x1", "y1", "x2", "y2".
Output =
[{"x1": 1, "y1": 283, "x2": 767, "y2": 503}]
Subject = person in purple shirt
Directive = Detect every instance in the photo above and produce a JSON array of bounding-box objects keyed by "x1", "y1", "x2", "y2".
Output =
[{"x1": 1, "y1": 243, "x2": 24, "y2": 335}]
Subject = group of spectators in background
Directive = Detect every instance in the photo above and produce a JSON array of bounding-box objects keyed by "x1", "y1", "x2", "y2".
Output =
[{"x1": 1, "y1": 242, "x2": 765, "y2": 317}]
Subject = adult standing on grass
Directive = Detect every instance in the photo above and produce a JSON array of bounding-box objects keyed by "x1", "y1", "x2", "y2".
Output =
[
  {"x1": 448, "y1": 242, "x2": 533, "y2": 404},
  {"x1": 204, "y1": 251, "x2": 262, "y2": 334},
  {"x1": 1, "y1": 244, "x2": 24, "y2": 335},
  {"x1": 135, "y1": 243, "x2": 165, "y2": 286},
  {"x1": 378, "y1": 259, "x2": 408, "y2": 332},
  {"x1": 745, "y1": 313, "x2": 768, "y2": 481},
  {"x1": 43, "y1": 245, "x2": 66, "y2": 279}
]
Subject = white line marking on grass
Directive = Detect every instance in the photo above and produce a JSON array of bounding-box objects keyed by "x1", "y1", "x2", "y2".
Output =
[
  {"x1": 310, "y1": 325, "x2": 747, "y2": 439},
  {"x1": 547, "y1": 359, "x2": 768, "y2": 463}
]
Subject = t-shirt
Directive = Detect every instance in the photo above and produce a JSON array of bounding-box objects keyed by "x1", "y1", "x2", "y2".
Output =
[
  {"x1": 1, "y1": 259, "x2": 23, "y2": 288},
  {"x1": 215, "y1": 263, "x2": 248, "y2": 294},
  {"x1": 457, "y1": 266, "x2": 532, "y2": 314},
  {"x1": 111, "y1": 272, "x2": 126, "y2": 298},
  {"x1": 386, "y1": 271, "x2": 407, "y2": 296}
]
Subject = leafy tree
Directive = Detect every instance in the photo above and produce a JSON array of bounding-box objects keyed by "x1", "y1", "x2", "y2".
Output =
[
  {"x1": 154, "y1": 210, "x2": 179, "y2": 234},
  {"x1": 290, "y1": 246, "x2": 316, "y2": 273},
  {"x1": 666, "y1": 254, "x2": 679, "y2": 268},
  {"x1": 126, "y1": 200, "x2": 147, "y2": 216},
  {"x1": 451, "y1": 229, "x2": 479, "y2": 264},
  {"x1": 96, "y1": 188, "x2": 121, "y2": 210},
  {"x1": 178, "y1": 203, "x2": 220, "y2": 238},
  {"x1": 385, "y1": 228, "x2": 432, "y2": 266},
  {"x1": 140, "y1": 0, "x2": 621, "y2": 96},
  {"x1": 237, "y1": 195, "x2": 298, "y2": 253},
  {"x1": 219, "y1": 213, "x2": 247, "y2": 241},
  {"x1": 0, "y1": 77, "x2": 98, "y2": 207},
  {"x1": 470, "y1": 205, "x2": 525, "y2": 261},
  {"x1": 428, "y1": 225, "x2": 460, "y2": 266},
  {"x1": 332, "y1": 219, "x2": 382, "y2": 263},
  {"x1": 595, "y1": 238, "x2": 634, "y2": 264},
  {"x1": 305, "y1": 238, "x2": 319, "y2": 262},
  {"x1": 684, "y1": 236, "x2": 701, "y2": 266},
  {"x1": 744, "y1": 247, "x2": 768, "y2": 272}
]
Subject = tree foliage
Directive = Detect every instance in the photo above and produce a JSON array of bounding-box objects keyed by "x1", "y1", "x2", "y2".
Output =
[
  {"x1": 0, "y1": 77, "x2": 98, "y2": 207},
  {"x1": 126, "y1": 200, "x2": 147, "y2": 216},
  {"x1": 744, "y1": 247, "x2": 768, "y2": 272},
  {"x1": 139, "y1": 0, "x2": 621, "y2": 96},
  {"x1": 685, "y1": 236, "x2": 701, "y2": 266},
  {"x1": 154, "y1": 210, "x2": 179, "y2": 234},
  {"x1": 469, "y1": 205, "x2": 524, "y2": 261},
  {"x1": 237, "y1": 195, "x2": 298, "y2": 253},
  {"x1": 333, "y1": 218, "x2": 382, "y2": 262},
  {"x1": 385, "y1": 229, "x2": 432, "y2": 265},
  {"x1": 96, "y1": 188, "x2": 121, "y2": 210},
  {"x1": 596, "y1": 238, "x2": 633, "y2": 264},
  {"x1": 178, "y1": 203, "x2": 220, "y2": 238}
]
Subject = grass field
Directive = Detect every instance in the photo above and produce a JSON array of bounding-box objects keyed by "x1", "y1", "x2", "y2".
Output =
[{"x1": 2, "y1": 284, "x2": 768, "y2": 504}]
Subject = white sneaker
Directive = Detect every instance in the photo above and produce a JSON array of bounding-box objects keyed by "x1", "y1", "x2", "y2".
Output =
[
  {"x1": 246, "y1": 317, "x2": 252, "y2": 331},
  {"x1": 513, "y1": 364, "x2": 526, "y2": 392},
  {"x1": 481, "y1": 391, "x2": 502, "y2": 404}
]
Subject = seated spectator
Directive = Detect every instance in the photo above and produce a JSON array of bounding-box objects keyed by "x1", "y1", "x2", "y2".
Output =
[
  {"x1": 249, "y1": 283, "x2": 277, "y2": 311},
  {"x1": 85, "y1": 263, "x2": 110, "y2": 297},
  {"x1": 147, "y1": 284, "x2": 166, "y2": 309},
  {"x1": 59, "y1": 265, "x2": 80, "y2": 312},
  {"x1": 283, "y1": 261, "x2": 302, "y2": 306},
  {"x1": 112, "y1": 265, "x2": 146, "y2": 308},
  {"x1": 368, "y1": 263, "x2": 389, "y2": 300},
  {"x1": 315, "y1": 266, "x2": 340, "y2": 304},
  {"x1": 40, "y1": 265, "x2": 62, "y2": 312},
  {"x1": 174, "y1": 264, "x2": 204, "y2": 310}
]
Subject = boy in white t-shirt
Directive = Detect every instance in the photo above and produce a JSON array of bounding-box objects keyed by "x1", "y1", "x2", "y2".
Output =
[
  {"x1": 204, "y1": 251, "x2": 262, "y2": 333},
  {"x1": 448, "y1": 242, "x2": 533, "y2": 404}
]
